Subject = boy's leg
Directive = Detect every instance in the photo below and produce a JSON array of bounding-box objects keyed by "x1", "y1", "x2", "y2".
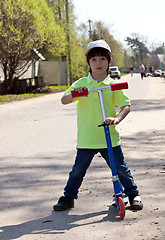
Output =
[
  {"x1": 112, "y1": 146, "x2": 138, "y2": 196},
  {"x1": 64, "y1": 149, "x2": 97, "y2": 198},
  {"x1": 100, "y1": 146, "x2": 143, "y2": 210},
  {"x1": 53, "y1": 149, "x2": 96, "y2": 211}
]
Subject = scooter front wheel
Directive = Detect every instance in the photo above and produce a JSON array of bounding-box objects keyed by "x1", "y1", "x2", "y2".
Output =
[{"x1": 117, "y1": 197, "x2": 126, "y2": 219}]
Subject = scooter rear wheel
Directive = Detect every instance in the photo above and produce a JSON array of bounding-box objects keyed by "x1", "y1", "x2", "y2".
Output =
[{"x1": 117, "y1": 197, "x2": 126, "y2": 219}]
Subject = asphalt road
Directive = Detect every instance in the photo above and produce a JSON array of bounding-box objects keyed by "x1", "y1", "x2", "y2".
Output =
[{"x1": 0, "y1": 73, "x2": 165, "y2": 240}]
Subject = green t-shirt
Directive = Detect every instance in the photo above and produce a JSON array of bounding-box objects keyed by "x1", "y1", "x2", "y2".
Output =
[{"x1": 64, "y1": 73, "x2": 130, "y2": 148}]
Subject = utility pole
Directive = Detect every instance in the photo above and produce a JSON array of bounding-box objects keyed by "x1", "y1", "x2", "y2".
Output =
[
  {"x1": 100, "y1": 31, "x2": 105, "y2": 40},
  {"x1": 58, "y1": 0, "x2": 61, "y2": 21},
  {"x1": 88, "y1": 20, "x2": 92, "y2": 39},
  {"x1": 65, "y1": 0, "x2": 73, "y2": 85}
]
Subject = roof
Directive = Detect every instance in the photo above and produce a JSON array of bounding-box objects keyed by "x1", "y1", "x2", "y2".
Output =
[
  {"x1": 33, "y1": 48, "x2": 46, "y2": 61},
  {"x1": 157, "y1": 54, "x2": 165, "y2": 62}
]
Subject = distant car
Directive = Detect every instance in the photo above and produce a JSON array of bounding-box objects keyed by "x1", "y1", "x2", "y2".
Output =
[
  {"x1": 153, "y1": 70, "x2": 162, "y2": 77},
  {"x1": 109, "y1": 66, "x2": 121, "y2": 79}
]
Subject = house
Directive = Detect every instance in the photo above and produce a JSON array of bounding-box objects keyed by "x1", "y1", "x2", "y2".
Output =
[
  {"x1": 0, "y1": 50, "x2": 68, "y2": 94},
  {"x1": 157, "y1": 54, "x2": 165, "y2": 70}
]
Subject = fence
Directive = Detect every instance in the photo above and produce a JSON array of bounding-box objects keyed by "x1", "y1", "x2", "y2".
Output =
[{"x1": 0, "y1": 76, "x2": 45, "y2": 94}]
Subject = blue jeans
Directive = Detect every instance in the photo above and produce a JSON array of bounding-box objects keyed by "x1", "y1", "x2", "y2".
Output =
[{"x1": 64, "y1": 146, "x2": 139, "y2": 199}]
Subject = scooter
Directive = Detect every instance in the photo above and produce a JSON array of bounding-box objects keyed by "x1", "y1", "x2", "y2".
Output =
[{"x1": 71, "y1": 82, "x2": 128, "y2": 219}]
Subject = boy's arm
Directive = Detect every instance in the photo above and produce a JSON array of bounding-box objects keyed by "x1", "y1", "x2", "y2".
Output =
[{"x1": 105, "y1": 105, "x2": 130, "y2": 125}]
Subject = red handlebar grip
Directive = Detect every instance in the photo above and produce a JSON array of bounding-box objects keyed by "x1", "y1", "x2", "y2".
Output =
[
  {"x1": 71, "y1": 88, "x2": 89, "y2": 97},
  {"x1": 111, "y1": 82, "x2": 128, "y2": 91}
]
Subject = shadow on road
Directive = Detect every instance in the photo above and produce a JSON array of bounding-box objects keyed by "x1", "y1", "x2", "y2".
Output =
[
  {"x1": 0, "y1": 207, "x2": 124, "y2": 239},
  {"x1": 131, "y1": 98, "x2": 165, "y2": 112}
]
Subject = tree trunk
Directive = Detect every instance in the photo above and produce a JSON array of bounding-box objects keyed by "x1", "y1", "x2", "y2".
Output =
[{"x1": 2, "y1": 61, "x2": 15, "y2": 93}]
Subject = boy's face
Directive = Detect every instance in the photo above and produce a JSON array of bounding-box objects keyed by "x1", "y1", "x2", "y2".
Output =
[
  {"x1": 88, "y1": 55, "x2": 109, "y2": 76},
  {"x1": 89, "y1": 56, "x2": 109, "y2": 75}
]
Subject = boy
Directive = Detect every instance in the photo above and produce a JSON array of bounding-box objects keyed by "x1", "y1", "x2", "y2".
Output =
[{"x1": 53, "y1": 40, "x2": 143, "y2": 211}]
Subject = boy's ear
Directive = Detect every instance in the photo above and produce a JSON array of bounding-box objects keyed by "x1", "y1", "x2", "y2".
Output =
[{"x1": 86, "y1": 61, "x2": 90, "y2": 71}]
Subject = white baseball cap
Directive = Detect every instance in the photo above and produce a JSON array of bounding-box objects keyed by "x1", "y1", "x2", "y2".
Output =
[{"x1": 85, "y1": 39, "x2": 111, "y2": 57}]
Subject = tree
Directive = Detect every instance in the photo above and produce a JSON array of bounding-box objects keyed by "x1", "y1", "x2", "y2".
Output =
[
  {"x1": 125, "y1": 33, "x2": 149, "y2": 63},
  {"x1": 47, "y1": 0, "x2": 74, "y2": 83},
  {"x1": 89, "y1": 21, "x2": 125, "y2": 68},
  {"x1": 0, "y1": 0, "x2": 66, "y2": 93},
  {"x1": 153, "y1": 44, "x2": 165, "y2": 54}
]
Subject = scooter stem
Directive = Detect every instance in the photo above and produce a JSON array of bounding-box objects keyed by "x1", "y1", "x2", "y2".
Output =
[{"x1": 98, "y1": 90, "x2": 122, "y2": 195}]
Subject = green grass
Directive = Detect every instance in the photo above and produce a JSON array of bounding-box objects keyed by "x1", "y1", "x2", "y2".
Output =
[
  {"x1": 50, "y1": 85, "x2": 69, "y2": 91},
  {"x1": 0, "y1": 93, "x2": 44, "y2": 104}
]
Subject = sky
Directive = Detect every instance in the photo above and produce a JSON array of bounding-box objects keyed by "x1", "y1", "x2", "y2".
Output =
[{"x1": 72, "y1": 0, "x2": 165, "y2": 48}]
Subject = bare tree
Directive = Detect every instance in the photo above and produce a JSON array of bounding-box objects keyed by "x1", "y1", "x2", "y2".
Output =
[{"x1": 125, "y1": 33, "x2": 149, "y2": 62}]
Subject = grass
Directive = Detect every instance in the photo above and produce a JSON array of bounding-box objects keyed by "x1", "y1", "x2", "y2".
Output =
[
  {"x1": 0, "y1": 93, "x2": 45, "y2": 104},
  {"x1": 50, "y1": 85, "x2": 69, "y2": 91},
  {"x1": 0, "y1": 85, "x2": 69, "y2": 104}
]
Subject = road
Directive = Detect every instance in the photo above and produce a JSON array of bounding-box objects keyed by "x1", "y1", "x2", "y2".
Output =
[{"x1": 0, "y1": 73, "x2": 165, "y2": 240}]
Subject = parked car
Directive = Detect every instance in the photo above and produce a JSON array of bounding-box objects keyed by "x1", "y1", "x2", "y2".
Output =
[
  {"x1": 153, "y1": 70, "x2": 162, "y2": 77},
  {"x1": 109, "y1": 66, "x2": 121, "y2": 79}
]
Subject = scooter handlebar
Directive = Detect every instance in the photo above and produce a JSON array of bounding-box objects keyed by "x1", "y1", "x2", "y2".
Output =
[
  {"x1": 71, "y1": 87, "x2": 89, "y2": 97},
  {"x1": 111, "y1": 82, "x2": 128, "y2": 91},
  {"x1": 71, "y1": 82, "x2": 128, "y2": 97}
]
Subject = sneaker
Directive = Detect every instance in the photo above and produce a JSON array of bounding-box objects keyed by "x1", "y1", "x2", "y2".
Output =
[
  {"x1": 129, "y1": 195, "x2": 143, "y2": 210},
  {"x1": 112, "y1": 194, "x2": 129, "y2": 207},
  {"x1": 53, "y1": 195, "x2": 74, "y2": 211}
]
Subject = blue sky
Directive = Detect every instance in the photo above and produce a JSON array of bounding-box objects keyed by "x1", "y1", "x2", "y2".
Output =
[{"x1": 72, "y1": 0, "x2": 165, "y2": 47}]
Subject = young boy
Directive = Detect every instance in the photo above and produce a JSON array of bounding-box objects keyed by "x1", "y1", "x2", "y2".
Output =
[{"x1": 53, "y1": 40, "x2": 143, "y2": 211}]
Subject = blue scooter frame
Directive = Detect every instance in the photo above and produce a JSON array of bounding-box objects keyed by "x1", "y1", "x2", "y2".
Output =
[{"x1": 97, "y1": 89, "x2": 125, "y2": 219}]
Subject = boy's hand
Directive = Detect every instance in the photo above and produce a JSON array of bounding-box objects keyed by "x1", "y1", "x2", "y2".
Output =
[
  {"x1": 73, "y1": 86, "x2": 87, "y2": 93},
  {"x1": 71, "y1": 86, "x2": 88, "y2": 98},
  {"x1": 104, "y1": 106, "x2": 130, "y2": 125},
  {"x1": 61, "y1": 86, "x2": 88, "y2": 104},
  {"x1": 104, "y1": 117, "x2": 119, "y2": 125}
]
